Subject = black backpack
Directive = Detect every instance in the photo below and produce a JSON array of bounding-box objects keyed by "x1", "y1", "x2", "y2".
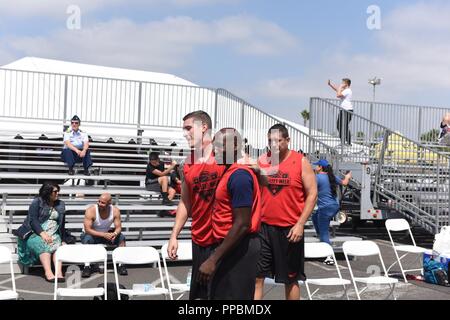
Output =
[{"x1": 93, "y1": 283, "x2": 129, "y2": 300}]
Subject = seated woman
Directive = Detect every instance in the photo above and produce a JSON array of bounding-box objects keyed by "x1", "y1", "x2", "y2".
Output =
[{"x1": 16, "y1": 182, "x2": 69, "y2": 282}]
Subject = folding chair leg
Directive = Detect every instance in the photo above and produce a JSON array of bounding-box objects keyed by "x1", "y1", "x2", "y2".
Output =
[
  {"x1": 352, "y1": 282, "x2": 361, "y2": 300},
  {"x1": 389, "y1": 251, "x2": 409, "y2": 283},
  {"x1": 340, "y1": 285, "x2": 349, "y2": 300},
  {"x1": 386, "y1": 284, "x2": 397, "y2": 300},
  {"x1": 305, "y1": 283, "x2": 313, "y2": 300}
]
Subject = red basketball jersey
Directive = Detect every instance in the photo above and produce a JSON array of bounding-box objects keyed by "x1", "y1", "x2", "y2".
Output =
[
  {"x1": 212, "y1": 164, "x2": 261, "y2": 241},
  {"x1": 258, "y1": 151, "x2": 305, "y2": 227}
]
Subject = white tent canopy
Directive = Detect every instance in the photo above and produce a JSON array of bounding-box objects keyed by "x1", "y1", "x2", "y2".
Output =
[{"x1": 2, "y1": 57, "x2": 197, "y2": 87}]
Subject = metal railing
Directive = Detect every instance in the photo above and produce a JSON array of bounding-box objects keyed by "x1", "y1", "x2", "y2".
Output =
[
  {"x1": 324, "y1": 98, "x2": 450, "y2": 143},
  {"x1": 0, "y1": 68, "x2": 217, "y2": 129},
  {"x1": 311, "y1": 97, "x2": 450, "y2": 233}
]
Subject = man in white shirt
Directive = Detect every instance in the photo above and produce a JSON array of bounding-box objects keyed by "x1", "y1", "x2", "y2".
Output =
[
  {"x1": 328, "y1": 78, "x2": 353, "y2": 146},
  {"x1": 81, "y1": 193, "x2": 127, "y2": 277},
  {"x1": 60, "y1": 115, "x2": 93, "y2": 175}
]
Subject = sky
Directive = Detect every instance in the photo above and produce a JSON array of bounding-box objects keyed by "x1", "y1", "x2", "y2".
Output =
[{"x1": 1, "y1": 0, "x2": 450, "y2": 122}]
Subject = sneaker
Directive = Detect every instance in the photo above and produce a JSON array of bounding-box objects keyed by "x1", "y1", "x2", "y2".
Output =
[
  {"x1": 323, "y1": 256, "x2": 335, "y2": 266},
  {"x1": 118, "y1": 265, "x2": 128, "y2": 276},
  {"x1": 83, "y1": 169, "x2": 91, "y2": 176},
  {"x1": 81, "y1": 266, "x2": 91, "y2": 278},
  {"x1": 68, "y1": 168, "x2": 75, "y2": 175}
]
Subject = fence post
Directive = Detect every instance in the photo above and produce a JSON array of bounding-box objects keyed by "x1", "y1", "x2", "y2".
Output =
[
  {"x1": 62, "y1": 75, "x2": 68, "y2": 131},
  {"x1": 214, "y1": 89, "x2": 219, "y2": 131},
  {"x1": 448, "y1": 159, "x2": 450, "y2": 230},
  {"x1": 137, "y1": 82, "x2": 144, "y2": 146},
  {"x1": 308, "y1": 98, "x2": 313, "y2": 158},
  {"x1": 418, "y1": 107, "x2": 423, "y2": 142},
  {"x1": 241, "y1": 101, "x2": 245, "y2": 141}
]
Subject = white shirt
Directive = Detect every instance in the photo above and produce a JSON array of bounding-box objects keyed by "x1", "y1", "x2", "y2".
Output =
[
  {"x1": 63, "y1": 129, "x2": 88, "y2": 150},
  {"x1": 340, "y1": 88, "x2": 353, "y2": 111}
]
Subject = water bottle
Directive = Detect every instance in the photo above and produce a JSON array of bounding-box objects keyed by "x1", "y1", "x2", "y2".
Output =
[{"x1": 186, "y1": 268, "x2": 192, "y2": 287}]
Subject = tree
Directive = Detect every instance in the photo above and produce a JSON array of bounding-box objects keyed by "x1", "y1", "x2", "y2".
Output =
[
  {"x1": 300, "y1": 110, "x2": 310, "y2": 126},
  {"x1": 420, "y1": 129, "x2": 440, "y2": 142}
]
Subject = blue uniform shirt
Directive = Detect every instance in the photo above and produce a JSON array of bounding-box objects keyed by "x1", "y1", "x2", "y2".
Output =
[
  {"x1": 63, "y1": 129, "x2": 88, "y2": 150},
  {"x1": 316, "y1": 173, "x2": 342, "y2": 209}
]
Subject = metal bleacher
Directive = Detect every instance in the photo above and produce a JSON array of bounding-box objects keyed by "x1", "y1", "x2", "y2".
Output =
[{"x1": 0, "y1": 130, "x2": 192, "y2": 273}]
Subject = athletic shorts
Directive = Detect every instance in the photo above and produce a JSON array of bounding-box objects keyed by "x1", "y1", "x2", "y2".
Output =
[
  {"x1": 209, "y1": 233, "x2": 261, "y2": 300},
  {"x1": 190, "y1": 242, "x2": 216, "y2": 300},
  {"x1": 256, "y1": 223, "x2": 306, "y2": 284}
]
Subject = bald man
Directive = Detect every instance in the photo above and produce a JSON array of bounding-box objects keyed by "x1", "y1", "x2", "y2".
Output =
[{"x1": 81, "y1": 193, "x2": 127, "y2": 277}]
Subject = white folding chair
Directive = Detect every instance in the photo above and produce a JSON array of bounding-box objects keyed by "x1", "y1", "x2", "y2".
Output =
[
  {"x1": 54, "y1": 245, "x2": 107, "y2": 300},
  {"x1": 161, "y1": 241, "x2": 192, "y2": 300},
  {"x1": 304, "y1": 242, "x2": 351, "y2": 300},
  {"x1": 0, "y1": 246, "x2": 18, "y2": 300},
  {"x1": 385, "y1": 219, "x2": 428, "y2": 282},
  {"x1": 112, "y1": 246, "x2": 169, "y2": 300},
  {"x1": 343, "y1": 241, "x2": 398, "y2": 300}
]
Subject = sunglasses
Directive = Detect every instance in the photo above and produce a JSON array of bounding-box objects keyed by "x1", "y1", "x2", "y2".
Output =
[
  {"x1": 71, "y1": 122, "x2": 80, "y2": 125},
  {"x1": 52, "y1": 190, "x2": 59, "y2": 193}
]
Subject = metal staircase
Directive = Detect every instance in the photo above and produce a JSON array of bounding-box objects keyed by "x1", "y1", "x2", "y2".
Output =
[{"x1": 309, "y1": 98, "x2": 450, "y2": 234}]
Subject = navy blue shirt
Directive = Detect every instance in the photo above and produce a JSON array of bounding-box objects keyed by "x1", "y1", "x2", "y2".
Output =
[
  {"x1": 227, "y1": 169, "x2": 254, "y2": 208},
  {"x1": 316, "y1": 173, "x2": 342, "y2": 209}
]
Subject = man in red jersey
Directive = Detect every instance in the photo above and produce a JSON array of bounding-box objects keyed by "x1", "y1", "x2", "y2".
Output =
[
  {"x1": 167, "y1": 111, "x2": 226, "y2": 300},
  {"x1": 198, "y1": 128, "x2": 262, "y2": 300},
  {"x1": 254, "y1": 123, "x2": 318, "y2": 300}
]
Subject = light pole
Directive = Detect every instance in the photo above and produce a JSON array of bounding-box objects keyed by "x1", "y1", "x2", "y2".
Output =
[
  {"x1": 368, "y1": 77, "x2": 381, "y2": 122},
  {"x1": 369, "y1": 77, "x2": 381, "y2": 102}
]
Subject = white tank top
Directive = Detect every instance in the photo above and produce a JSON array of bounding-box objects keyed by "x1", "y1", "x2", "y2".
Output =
[{"x1": 93, "y1": 205, "x2": 114, "y2": 232}]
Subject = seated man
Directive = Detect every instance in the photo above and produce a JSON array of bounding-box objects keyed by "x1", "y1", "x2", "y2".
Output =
[
  {"x1": 81, "y1": 193, "x2": 127, "y2": 278},
  {"x1": 61, "y1": 115, "x2": 93, "y2": 175},
  {"x1": 145, "y1": 152, "x2": 177, "y2": 205}
]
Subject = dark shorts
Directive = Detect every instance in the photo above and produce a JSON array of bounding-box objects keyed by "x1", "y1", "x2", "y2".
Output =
[
  {"x1": 145, "y1": 179, "x2": 162, "y2": 192},
  {"x1": 190, "y1": 242, "x2": 216, "y2": 300},
  {"x1": 256, "y1": 223, "x2": 306, "y2": 284},
  {"x1": 80, "y1": 232, "x2": 126, "y2": 246},
  {"x1": 209, "y1": 234, "x2": 261, "y2": 300}
]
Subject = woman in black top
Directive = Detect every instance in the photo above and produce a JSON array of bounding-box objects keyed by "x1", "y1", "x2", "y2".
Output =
[{"x1": 16, "y1": 182, "x2": 69, "y2": 282}]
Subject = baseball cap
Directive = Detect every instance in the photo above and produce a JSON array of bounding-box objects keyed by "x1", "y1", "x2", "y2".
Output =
[{"x1": 313, "y1": 159, "x2": 330, "y2": 167}]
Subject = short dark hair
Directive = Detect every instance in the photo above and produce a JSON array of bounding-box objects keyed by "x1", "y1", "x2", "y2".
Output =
[
  {"x1": 268, "y1": 124, "x2": 289, "y2": 139},
  {"x1": 342, "y1": 78, "x2": 351, "y2": 86},
  {"x1": 38, "y1": 182, "x2": 60, "y2": 205},
  {"x1": 149, "y1": 152, "x2": 160, "y2": 161},
  {"x1": 183, "y1": 111, "x2": 212, "y2": 130}
]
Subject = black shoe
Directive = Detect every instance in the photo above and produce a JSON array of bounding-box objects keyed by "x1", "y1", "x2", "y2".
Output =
[
  {"x1": 162, "y1": 198, "x2": 174, "y2": 206},
  {"x1": 118, "y1": 265, "x2": 128, "y2": 276},
  {"x1": 81, "y1": 266, "x2": 91, "y2": 278},
  {"x1": 157, "y1": 210, "x2": 166, "y2": 218},
  {"x1": 83, "y1": 169, "x2": 91, "y2": 176},
  {"x1": 68, "y1": 168, "x2": 75, "y2": 175}
]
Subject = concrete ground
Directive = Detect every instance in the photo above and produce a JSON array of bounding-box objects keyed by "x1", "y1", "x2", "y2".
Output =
[{"x1": 1, "y1": 237, "x2": 449, "y2": 300}]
